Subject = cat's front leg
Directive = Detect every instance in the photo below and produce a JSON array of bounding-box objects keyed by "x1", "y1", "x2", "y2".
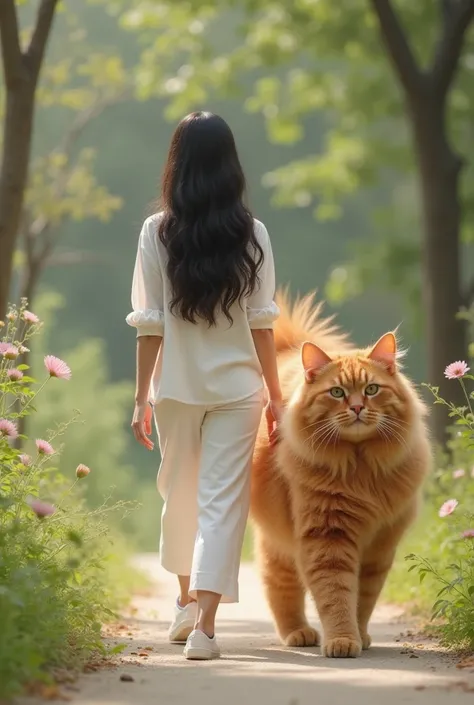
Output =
[{"x1": 298, "y1": 533, "x2": 362, "y2": 658}]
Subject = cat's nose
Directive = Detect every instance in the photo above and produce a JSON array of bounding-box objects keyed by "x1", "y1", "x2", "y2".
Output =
[{"x1": 350, "y1": 405, "x2": 364, "y2": 416}]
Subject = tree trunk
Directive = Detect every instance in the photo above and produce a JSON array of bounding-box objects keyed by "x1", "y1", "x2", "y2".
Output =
[
  {"x1": 412, "y1": 101, "x2": 467, "y2": 446},
  {"x1": 0, "y1": 82, "x2": 36, "y2": 320}
]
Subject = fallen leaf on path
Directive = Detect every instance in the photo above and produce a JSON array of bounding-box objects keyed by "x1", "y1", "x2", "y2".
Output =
[
  {"x1": 456, "y1": 657, "x2": 474, "y2": 670},
  {"x1": 446, "y1": 681, "x2": 474, "y2": 693},
  {"x1": 25, "y1": 683, "x2": 71, "y2": 701}
]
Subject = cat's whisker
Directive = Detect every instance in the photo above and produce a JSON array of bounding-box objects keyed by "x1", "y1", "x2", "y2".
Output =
[
  {"x1": 377, "y1": 421, "x2": 409, "y2": 451},
  {"x1": 312, "y1": 424, "x2": 340, "y2": 455},
  {"x1": 324, "y1": 426, "x2": 340, "y2": 451},
  {"x1": 381, "y1": 416, "x2": 409, "y2": 429},
  {"x1": 310, "y1": 426, "x2": 336, "y2": 453},
  {"x1": 310, "y1": 424, "x2": 335, "y2": 448},
  {"x1": 307, "y1": 419, "x2": 338, "y2": 438},
  {"x1": 302, "y1": 418, "x2": 336, "y2": 433},
  {"x1": 308, "y1": 427, "x2": 336, "y2": 451},
  {"x1": 376, "y1": 424, "x2": 391, "y2": 444},
  {"x1": 379, "y1": 418, "x2": 410, "y2": 440}
]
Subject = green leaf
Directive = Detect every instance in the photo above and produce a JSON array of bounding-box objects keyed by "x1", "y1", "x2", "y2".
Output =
[{"x1": 109, "y1": 643, "x2": 126, "y2": 654}]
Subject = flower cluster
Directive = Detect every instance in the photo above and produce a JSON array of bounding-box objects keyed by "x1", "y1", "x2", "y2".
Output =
[
  {"x1": 1, "y1": 304, "x2": 91, "y2": 515},
  {"x1": 436, "y1": 360, "x2": 474, "y2": 539},
  {"x1": 403, "y1": 352, "x2": 474, "y2": 650}
]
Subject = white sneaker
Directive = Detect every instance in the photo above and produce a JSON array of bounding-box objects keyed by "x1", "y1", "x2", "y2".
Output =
[
  {"x1": 184, "y1": 629, "x2": 221, "y2": 660},
  {"x1": 168, "y1": 600, "x2": 197, "y2": 644}
]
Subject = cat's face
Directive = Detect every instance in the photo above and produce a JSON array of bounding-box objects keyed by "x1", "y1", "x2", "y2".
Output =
[{"x1": 292, "y1": 333, "x2": 410, "y2": 448}]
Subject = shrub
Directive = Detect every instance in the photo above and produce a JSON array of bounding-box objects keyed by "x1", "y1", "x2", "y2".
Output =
[
  {"x1": 403, "y1": 341, "x2": 474, "y2": 649},
  {"x1": 0, "y1": 303, "x2": 135, "y2": 697}
]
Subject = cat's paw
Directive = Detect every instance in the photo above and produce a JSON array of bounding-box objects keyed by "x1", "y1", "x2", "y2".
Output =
[
  {"x1": 323, "y1": 636, "x2": 362, "y2": 658},
  {"x1": 360, "y1": 632, "x2": 372, "y2": 650},
  {"x1": 283, "y1": 626, "x2": 321, "y2": 647}
]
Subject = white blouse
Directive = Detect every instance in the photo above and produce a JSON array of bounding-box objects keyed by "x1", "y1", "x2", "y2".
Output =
[{"x1": 126, "y1": 213, "x2": 279, "y2": 405}]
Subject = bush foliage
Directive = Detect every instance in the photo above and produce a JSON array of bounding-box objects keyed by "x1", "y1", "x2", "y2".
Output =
[{"x1": 0, "y1": 303, "x2": 135, "y2": 698}]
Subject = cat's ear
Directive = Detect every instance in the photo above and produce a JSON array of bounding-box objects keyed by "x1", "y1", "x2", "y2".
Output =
[
  {"x1": 368, "y1": 332, "x2": 397, "y2": 374},
  {"x1": 302, "y1": 342, "x2": 333, "y2": 382}
]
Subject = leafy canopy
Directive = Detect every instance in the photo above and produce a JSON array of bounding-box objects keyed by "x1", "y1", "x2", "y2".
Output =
[{"x1": 113, "y1": 0, "x2": 474, "y2": 316}]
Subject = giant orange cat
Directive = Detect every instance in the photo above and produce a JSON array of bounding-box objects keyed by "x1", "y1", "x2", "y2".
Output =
[{"x1": 251, "y1": 292, "x2": 431, "y2": 658}]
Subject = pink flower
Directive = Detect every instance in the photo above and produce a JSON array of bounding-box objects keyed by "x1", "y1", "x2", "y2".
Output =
[
  {"x1": 44, "y1": 355, "x2": 71, "y2": 380},
  {"x1": 444, "y1": 361, "x2": 470, "y2": 379},
  {"x1": 461, "y1": 529, "x2": 474, "y2": 539},
  {"x1": 0, "y1": 418, "x2": 18, "y2": 439},
  {"x1": 28, "y1": 498, "x2": 55, "y2": 518},
  {"x1": 7, "y1": 368, "x2": 23, "y2": 382},
  {"x1": 22, "y1": 310, "x2": 39, "y2": 324},
  {"x1": 1, "y1": 344, "x2": 19, "y2": 360},
  {"x1": 36, "y1": 439, "x2": 54, "y2": 455},
  {"x1": 19, "y1": 453, "x2": 32, "y2": 467},
  {"x1": 439, "y1": 498, "x2": 459, "y2": 517},
  {"x1": 6, "y1": 311, "x2": 17, "y2": 322},
  {"x1": 453, "y1": 468, "x2": 465, "y2": 479},
  {"x1": 76, "y1": 463, "x2": 91, "y2": 479}
]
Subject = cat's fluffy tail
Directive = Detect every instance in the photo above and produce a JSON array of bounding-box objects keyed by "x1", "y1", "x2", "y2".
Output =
[{"x1": 274, "y1": 288, "x2": 351, "y2": 355}]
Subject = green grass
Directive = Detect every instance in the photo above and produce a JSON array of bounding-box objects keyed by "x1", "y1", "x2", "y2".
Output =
[
  {"x1": 241, "y1": 525, "x2": 254, "y2": 562},
  {"x1": 383, "y1": 506, "x2": 443, "y2": 613}
]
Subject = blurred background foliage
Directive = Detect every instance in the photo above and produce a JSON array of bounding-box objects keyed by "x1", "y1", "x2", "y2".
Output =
[{"x1": 2, "y1": 0, "x2": 474, "y2": 549}]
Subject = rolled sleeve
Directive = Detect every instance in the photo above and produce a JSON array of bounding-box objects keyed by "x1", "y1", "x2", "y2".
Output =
[
  {"x1": 247, "y1": 301, "x2": 280, "y2": 329},
  {"x1": 126, "y1": 217, "x2": 165, "y2": 338},
  {"x1": 247, "y1": 221, "x2": 279, "y2": 330}
]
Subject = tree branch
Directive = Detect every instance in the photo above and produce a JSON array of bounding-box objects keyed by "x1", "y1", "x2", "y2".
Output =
[
  {"x1": 58, "y1": 88, "x2": 132, "y2": 158},
  {"x1": 0, "y1": 0, "x2": 24, "y2": 88},
  {"x1": 432, "y1": 0, "x2": 474, "y2": 100},
  {"x1": 20, "y1": 88, "x2": 130, "y2": 290},
  {"x1": 370, "y1": 0, "x2": 424, "y2": 99},
  {"x1": 25, "y1": 0, "x2": 60, "y2": 82}
]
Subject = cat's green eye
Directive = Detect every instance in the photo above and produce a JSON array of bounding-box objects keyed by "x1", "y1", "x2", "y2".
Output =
[
  {"x1": 329, "y1": 387, "x2": 345, "y2": 399},
  {"x1": 365, "y1": 384, "x2": 380, "y2": 396}
]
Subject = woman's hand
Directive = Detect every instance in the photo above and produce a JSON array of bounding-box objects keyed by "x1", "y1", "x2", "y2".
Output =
[
  {"x1": 131, "y1": 402, "x2": 154, "y2": 450},
  {"x1": 265, "y1": 398, "x2": 283, "y2": 446}
]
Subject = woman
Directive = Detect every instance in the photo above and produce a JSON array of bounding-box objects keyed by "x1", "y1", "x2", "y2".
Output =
[{"x1": 126, "y1": 112, "x2": 282, "y2": 660}]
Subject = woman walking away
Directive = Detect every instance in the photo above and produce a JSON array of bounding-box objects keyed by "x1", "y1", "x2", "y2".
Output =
[{"x1": 126, "y1": 112, "x2": 282, "y2": 660}]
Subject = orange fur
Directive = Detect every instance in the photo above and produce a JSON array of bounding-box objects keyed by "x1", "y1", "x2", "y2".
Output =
[{"x1": 251, "y1": 292, "x2": 431, "y2": 658}]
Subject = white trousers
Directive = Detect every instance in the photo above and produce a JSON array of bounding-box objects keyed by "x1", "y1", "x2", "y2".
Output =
[{"x1": 154, "y1": 391, "x2": 263, "y2": 603}]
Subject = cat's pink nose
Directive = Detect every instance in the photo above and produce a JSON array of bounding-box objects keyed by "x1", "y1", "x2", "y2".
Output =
[{"x1": 350, "y1": 405, "x2": 364, "y2": 416}]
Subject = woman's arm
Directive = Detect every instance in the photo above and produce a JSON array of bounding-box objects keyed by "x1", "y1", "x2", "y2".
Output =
[
  {"x1": 251, "y1": 329, "x2": 282, "y2": 443},
  {"x1": 247, "y1": 222, "x2": 282, "y2": 442},
  {"x1": 127, "y1": 217, "x2": 165, "y2": 450},
  {"x1": 131, "y1": 335, "x2": 162, "y2": 450},
  {"x1": 251, "y1": 329, "x2": 281, "y2": 402},
  {"x1": 135, "y1": 335, "x2": 163, "y2": 404}
]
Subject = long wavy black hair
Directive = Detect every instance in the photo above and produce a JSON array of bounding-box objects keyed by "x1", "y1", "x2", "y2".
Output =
[{"x1": 157, "y1": 112, "x2": 263, "y2": 326}]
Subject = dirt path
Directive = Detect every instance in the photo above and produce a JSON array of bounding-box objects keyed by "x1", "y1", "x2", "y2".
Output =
[{"x1": 27, "y1": 554, "x2": 474, "y2": 705}]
